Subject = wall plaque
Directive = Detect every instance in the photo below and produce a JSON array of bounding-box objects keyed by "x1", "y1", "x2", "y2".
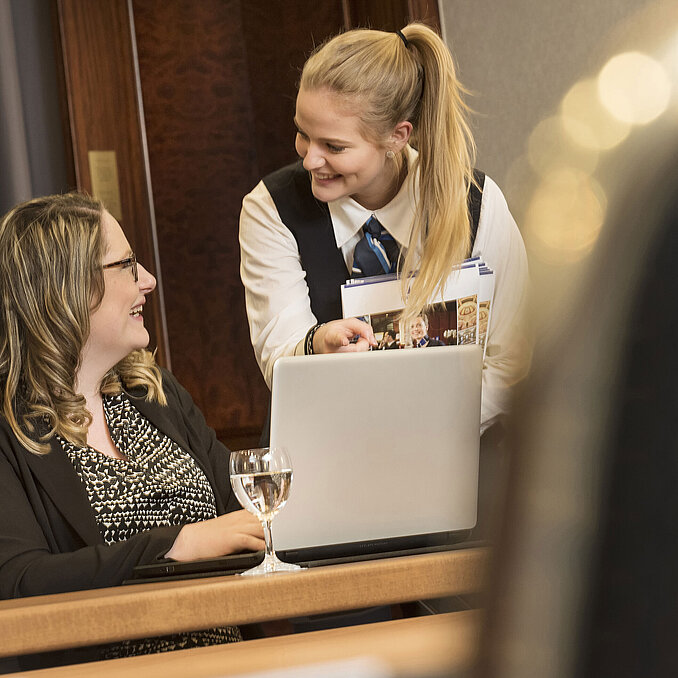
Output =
[{"x1": 88, "y1": 150, "x2": 123, "y2": 220}]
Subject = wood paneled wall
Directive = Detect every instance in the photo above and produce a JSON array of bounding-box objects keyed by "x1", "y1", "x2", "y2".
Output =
[
  {"x1": 130, "y1": 1, "x2": 346, "y2": 447},
  {"x1": 343, "y1": 0, "x2": 440, "y2": 30},
  {"x1": 54, "y1": 0, "x2": 170, "y2": 368},
  {"x1": 54, "y1": 0, "x2": 439, "y2": 449}
]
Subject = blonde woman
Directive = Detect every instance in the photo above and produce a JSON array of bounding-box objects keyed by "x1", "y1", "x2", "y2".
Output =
[
  {"x1": 0, "y1": 193, "x2": 263, "y2": 602},
  {"x1": 240, "y1": 23, "x2": 528, "y2": 435}
]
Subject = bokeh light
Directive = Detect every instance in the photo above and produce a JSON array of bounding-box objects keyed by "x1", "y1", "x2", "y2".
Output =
[
  {"x1": 598, "y1": 52, "x2": 671, "y2": 124},
  {"x1": 525, "y1": 168, "x2": 607, "y2": 264},
  {"x1": 527, "y1": 116, "x2": 599, "y2": 177},
  {"x1": 659, "y1": 30, "x2": 678, "y2": 109},
  {"x1": 561, "y1": 79, "x2": 631, "y2": 150}
]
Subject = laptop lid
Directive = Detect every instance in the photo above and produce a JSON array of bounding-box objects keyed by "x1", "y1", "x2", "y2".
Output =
[{"x1": 270, "y1": 345, "x2": 482, "y2": 557}]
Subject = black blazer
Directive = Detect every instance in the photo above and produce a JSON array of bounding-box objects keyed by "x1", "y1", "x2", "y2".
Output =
[{"x1": 0, "y1": 369, "x2": 239, "y2": 600}]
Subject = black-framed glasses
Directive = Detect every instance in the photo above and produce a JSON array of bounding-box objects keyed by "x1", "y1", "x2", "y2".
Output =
[{"x1": 102, "y1": 253, "x2": 138, "y2": 282}]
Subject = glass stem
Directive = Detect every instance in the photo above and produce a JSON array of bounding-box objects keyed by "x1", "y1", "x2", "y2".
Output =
[{"x1": 262, "y1": 518, "x2": 274, "y2": 559}]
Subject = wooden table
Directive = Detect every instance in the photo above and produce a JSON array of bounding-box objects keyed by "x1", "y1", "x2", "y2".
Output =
[
  {"x1": 0, "y1": 547, "x2": 488, "y2": 658},
  {"x1": 11, "y1": 611, "x2": 481, "y2": 677}
]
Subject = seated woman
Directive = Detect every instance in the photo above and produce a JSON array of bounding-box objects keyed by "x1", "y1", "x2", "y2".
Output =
[{"x1": 0, "y1": 193, "x2": 264, "y2": 663}]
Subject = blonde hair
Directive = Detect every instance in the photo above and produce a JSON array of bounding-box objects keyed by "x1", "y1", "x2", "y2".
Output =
[
  {"x1": 300, "y1": 23, "x2": 477, "y2": 324},
  {"x1": 0, "y1": 192, "x2": 165, "y2": 455}
]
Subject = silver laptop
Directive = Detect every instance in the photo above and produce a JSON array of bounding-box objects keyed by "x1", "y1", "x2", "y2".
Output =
[
  {"x1": 271, "y1": 345, "x2": 482, "y2": 561},
  {"x1": 128, "y1": 344, "x2": 483, "y2": 582}
]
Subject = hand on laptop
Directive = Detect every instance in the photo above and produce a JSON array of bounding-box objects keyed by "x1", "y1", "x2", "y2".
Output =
[
  {"x1": 313, "y1": 318, "x2": 377, "y2": 354},
  {"x1": 165, "y1": 510, "x2": 265, "y2": 561}
]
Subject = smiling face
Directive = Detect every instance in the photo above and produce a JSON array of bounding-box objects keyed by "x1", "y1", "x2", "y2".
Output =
[
  {"x1": 295, "y1": 88, "x2": 406, "y2": 210},
  {"x1": 410, "y1": 316, "x2": 428, "y2": 343},
  {"x1": 82, "y1": 211, "x2": 156, "y2": 375}
]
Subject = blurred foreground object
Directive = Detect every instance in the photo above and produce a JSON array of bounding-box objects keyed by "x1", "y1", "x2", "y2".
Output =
[{"x1": 476, "y1": 3, "x2": 678, "y2": 677}]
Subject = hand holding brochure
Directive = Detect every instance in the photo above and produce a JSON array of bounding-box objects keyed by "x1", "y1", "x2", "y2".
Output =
[{"x1": 341, "y1": 256, "x2": 495, "y2": 355}]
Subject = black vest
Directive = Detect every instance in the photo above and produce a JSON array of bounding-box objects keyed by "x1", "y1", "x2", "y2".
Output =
[{"x1": 263, "y1": 161, "x2": 485, "y2": 324}]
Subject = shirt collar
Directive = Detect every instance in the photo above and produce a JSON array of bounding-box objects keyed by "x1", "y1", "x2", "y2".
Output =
[{"x1": 328, "y1": 145, "x2": 419, "y2": 249}]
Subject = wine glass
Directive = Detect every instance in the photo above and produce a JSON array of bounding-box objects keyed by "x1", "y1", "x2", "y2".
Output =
[{"x1": 229, "y1": 447, "x2": 303, "y2": 575}]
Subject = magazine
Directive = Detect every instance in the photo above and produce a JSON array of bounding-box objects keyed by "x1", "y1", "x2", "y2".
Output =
[
  {"x1": 477, "y1": 266, "x2": 495, "y2": 352},
  {"x1": 341, "y1": 257, "x2": 494, "y2": 355}
]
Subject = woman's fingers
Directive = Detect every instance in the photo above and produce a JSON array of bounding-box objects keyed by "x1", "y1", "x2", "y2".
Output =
[
  {"x1": 314, "y1": 318, "x2": 377, "y2": 353},
  {"x1": 166, "y1": 510, "x2": 264, "y2": 561}
]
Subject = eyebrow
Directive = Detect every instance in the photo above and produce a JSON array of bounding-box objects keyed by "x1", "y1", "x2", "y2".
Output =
[
  {"x1": 106, "y1": 248, "x2": 134, "y2": 262},
  {"x1": 293, "y1": 119, "x2": 351, "y2": 146}
]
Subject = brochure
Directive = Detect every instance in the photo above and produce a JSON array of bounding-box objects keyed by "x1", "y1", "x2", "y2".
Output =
[{"x1": 341, "y1": 257, "x2": 494, "y2": 354}]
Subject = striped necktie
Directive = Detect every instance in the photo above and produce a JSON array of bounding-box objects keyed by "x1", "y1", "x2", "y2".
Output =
[{"x1": 351, "y1": 216, "x2": 400, "y2": 278}]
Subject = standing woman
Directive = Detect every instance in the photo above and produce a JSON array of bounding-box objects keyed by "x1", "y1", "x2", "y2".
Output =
[
  {"x1": 240, "y1": 23, "x2": 528, "y2": 433},
  {"x1": 0, "y1": 193, "x2": 263, "y2": 667}
]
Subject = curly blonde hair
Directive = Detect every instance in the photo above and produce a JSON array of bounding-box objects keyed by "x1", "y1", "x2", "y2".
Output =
[
  {"x1": 300, "y1": 22, "x2": 477, "y2": 325},
  {"x1": 0, "y1": 192, "x2": 165, "y2": 455}
]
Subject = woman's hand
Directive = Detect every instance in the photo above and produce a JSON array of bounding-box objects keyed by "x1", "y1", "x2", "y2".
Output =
[
  {"x1": 313, "y1": 318, "x2": 377, "y2": 354},
  {"x1": 165, "y1": 510, "x2": 264, "y2": 561}
]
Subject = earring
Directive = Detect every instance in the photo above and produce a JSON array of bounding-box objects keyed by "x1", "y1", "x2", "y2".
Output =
[{"x1": 386, "y1": 150, "x2": 395, "y2": 159}]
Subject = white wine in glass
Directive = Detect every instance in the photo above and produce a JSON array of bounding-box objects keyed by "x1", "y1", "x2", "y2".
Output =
[{"x1": 229, "y1": 447, "x2": 303, "y2": 575}]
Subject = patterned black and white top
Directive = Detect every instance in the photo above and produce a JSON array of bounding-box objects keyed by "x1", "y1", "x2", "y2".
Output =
[
  {"x1": 59, "y1": 392, "x2": 217, "y2": 545},
  {"x1": 58, "y1": 392, "x2": 240, "y2": 654}
]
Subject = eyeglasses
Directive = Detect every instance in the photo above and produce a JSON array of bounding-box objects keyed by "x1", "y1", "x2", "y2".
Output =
[{"x1": 102, "y1": 253, "x2": 138, "y2": 282}]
